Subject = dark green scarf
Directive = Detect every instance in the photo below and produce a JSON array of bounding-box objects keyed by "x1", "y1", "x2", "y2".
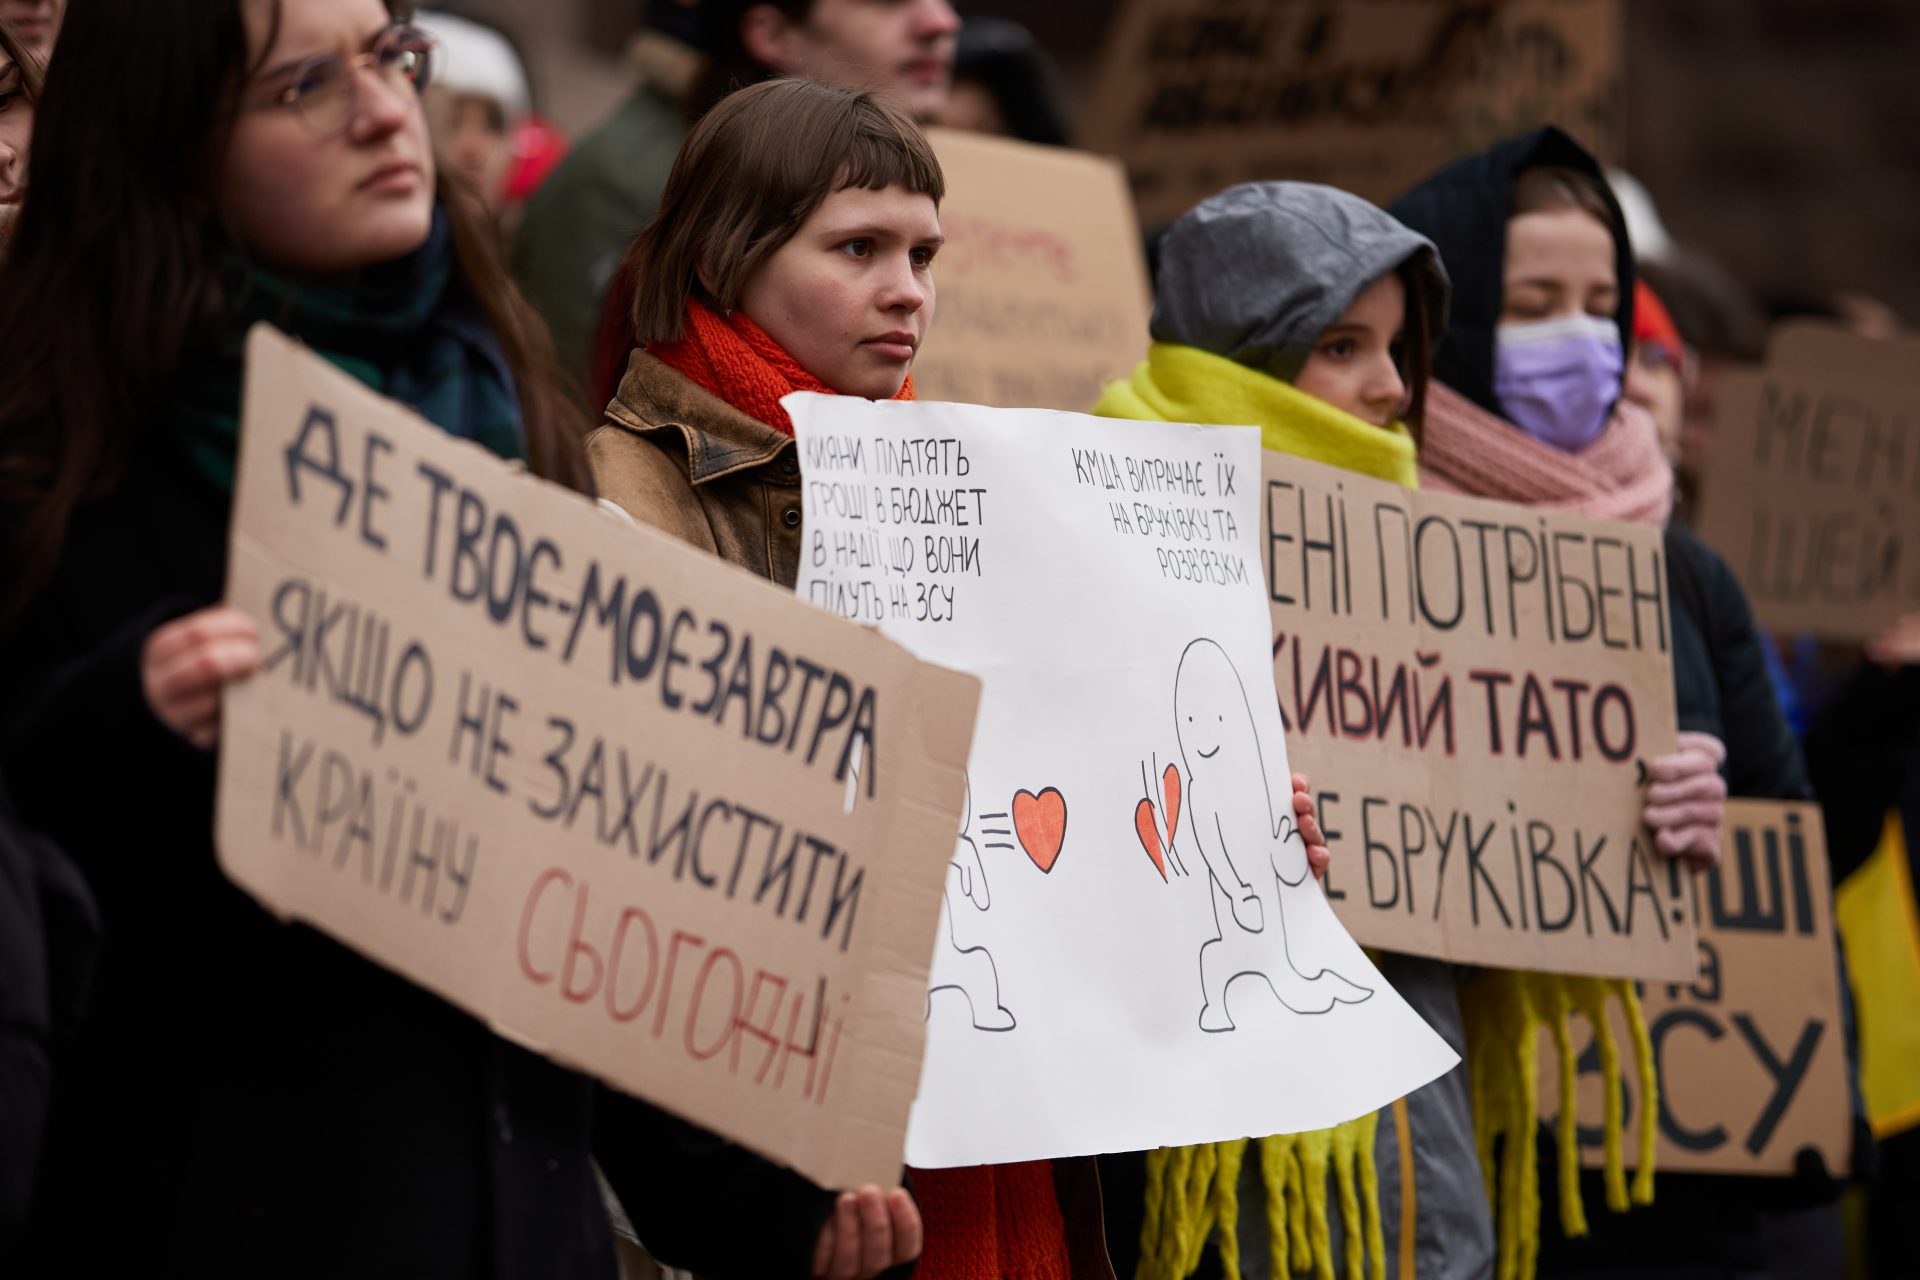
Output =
[{"x1": 176, "y1": 205, "x2": 526, "y2": 493}]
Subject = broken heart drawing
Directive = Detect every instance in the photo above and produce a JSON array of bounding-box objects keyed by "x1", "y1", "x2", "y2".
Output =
[{"x1": 1142, "y1": 638, "x2": 1374, "y2": 1032}]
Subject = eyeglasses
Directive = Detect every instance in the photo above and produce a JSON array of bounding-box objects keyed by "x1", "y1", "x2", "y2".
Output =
[{"x1": 243, "y1": 24, "x2": 436, "y2": 139}]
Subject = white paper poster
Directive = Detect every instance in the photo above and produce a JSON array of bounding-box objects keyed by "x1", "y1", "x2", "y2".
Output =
[{"x1": 788, "y1": 394, "x2": 1459, "y2": 1168}]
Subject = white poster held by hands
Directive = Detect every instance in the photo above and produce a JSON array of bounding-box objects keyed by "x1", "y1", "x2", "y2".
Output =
[{"x1": 788, "y1": 394, "x2": 1458, "y2": 1168}]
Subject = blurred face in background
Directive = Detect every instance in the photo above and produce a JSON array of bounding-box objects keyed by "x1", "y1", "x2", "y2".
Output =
[
  {"x1": 425, "y1": 89, "x2": 512, "y2": 209},
  {"x1": 744, "y1": 0, "x2": 960, "y2": 121},
  {"x1": 0, "y1": 0, "x2": 61, "y2": 61},
  {"x1": 1625, "y1": 340, "x2": 1687, "y2": 465}
]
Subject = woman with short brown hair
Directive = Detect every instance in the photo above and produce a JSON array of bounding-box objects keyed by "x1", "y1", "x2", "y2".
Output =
[
  {"x1": 592, "y1": 76, "x2": 1113, "y2": 1280},
  {"x1": 592, "y1": 76, "x2": 943, "y2": 584}
]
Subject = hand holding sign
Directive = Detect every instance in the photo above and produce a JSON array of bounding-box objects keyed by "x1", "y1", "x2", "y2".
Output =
[
  {"x1": 141, "y1": 606, "x2": 263, "y2": 749},
  {"x1": 1643, "y1": 732, "x2": 1730, "y2": 867}
]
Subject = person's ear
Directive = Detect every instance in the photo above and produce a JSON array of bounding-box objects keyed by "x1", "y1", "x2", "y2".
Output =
[{"x1": 739, "y1": 4, "x2": 806, "y2": 74}]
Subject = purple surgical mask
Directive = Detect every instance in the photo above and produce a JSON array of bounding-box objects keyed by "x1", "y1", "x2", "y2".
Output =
[{"x1": 1493, "y1": 314, "x2": 1623, "y2": 451}]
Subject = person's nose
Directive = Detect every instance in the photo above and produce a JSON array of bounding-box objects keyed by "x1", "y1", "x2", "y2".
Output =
[
  {"x1": 914, "y1": 0, "x2": 961, "y2": 40},
  {"x1": 1364, "y1": 356, "x2": 1408, "y2": 421},
  {"x1": 0, "y1": 140, "x2": 23, "y2": 197},
  {"x1": 349, "y1": 62, "x2": 414, "y2": 142},
  {"x1": 875, "y1": 253, "x2": 928, "y2": 316}
]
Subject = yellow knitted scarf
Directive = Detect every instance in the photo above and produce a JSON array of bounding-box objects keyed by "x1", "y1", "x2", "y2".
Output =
[
  {"x1": 1096, "y1": 345, "x2": 1660, "y2": 1280},
  {"x1": 1092, "y1": 343, "x2": 1419, "y2": 487}
]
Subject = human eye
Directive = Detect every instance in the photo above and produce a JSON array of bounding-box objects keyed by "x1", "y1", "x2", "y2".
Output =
[
  {"x1": 910, "y1": 244, "x2": 938, "y2": 269},
  {"x1": 1318, "y1": 337, "x2": 1357, "y2": 360},
  {"x1": 286, "y1": 57, "x2": 341, "y2": 105},
  {"x1": 837, "y1": 238, "x2": 872, "y2": 259}
]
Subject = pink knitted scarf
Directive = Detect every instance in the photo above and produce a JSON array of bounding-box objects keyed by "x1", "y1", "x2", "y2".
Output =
[{"x1": 1418, "y1": 381, "x2": 1674, "y2": 526}]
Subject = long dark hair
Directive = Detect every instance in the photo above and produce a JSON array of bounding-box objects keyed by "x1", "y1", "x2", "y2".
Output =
[{"x1": 0, "y1": 0, "x2": 586, "y2": 624}]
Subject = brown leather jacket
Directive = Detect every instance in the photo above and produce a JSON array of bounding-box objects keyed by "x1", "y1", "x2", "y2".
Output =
[
  {"x1": 589, "y1": 346, "x2": 1118, "y2": 1280},
  {"x1": 589, "y1": 349, "x2": 806, "y2": 586}
]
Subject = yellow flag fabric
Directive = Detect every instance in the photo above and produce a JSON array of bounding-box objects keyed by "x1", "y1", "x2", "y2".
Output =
[{"x1": 1835, "y1": 812, "x2": 1920, "y2": 1139}]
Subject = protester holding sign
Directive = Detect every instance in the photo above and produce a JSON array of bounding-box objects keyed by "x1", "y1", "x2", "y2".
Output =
[
  {"x1": 589, "y1": 77, "x2": 946, "y2": 1277},
  {"x1": 1390, "y1": 127, "x2": 1834, "y2": 1278},
  {"x1": 1093, "y1": 180, "x2": 1493, "y2": 1280},
  {"x1": 0, "y1": 0, "x2": 626, "y2": 1273}
]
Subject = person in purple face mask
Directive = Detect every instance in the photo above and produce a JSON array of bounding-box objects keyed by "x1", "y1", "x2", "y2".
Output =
[{"x1": 1392, "y1": 129, "x2": 1853, "y2": 1280}]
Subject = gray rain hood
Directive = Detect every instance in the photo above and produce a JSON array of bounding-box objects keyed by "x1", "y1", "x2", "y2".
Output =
[{"x1": 1150, "y1": 181, "x2": 1450, "y2": 384}]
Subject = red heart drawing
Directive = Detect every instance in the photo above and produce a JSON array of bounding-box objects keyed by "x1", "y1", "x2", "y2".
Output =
[
  {"x1": 1161, "y1": 763, "x2": 1182, "y2": 848},
  {"x1": 1013, "y1": 787, "x2": 1068, "y2": 873},
  {"x1": 1135, "y1": 798, "x2": 1167, "y2": 880}
]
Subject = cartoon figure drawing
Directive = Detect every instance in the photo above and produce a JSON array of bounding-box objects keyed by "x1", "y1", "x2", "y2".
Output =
[
  {"x1": 927, "y1": 778, "x2": 1018, "y2": 1031},
  {"x1": 1166, "y1": 638, "x2": 1373, "y2": 1031}
]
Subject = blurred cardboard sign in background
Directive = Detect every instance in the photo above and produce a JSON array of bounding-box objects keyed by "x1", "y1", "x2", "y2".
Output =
[
  {"x1": 1539, "y1": 801, "x2": 1852, "y2": 1177},
  {"x1": 1696, "y1": 322, "x2": 1920, "y2": 641},
  {"x1": 910, "y1": 127, "x2": 1153, "y2": 413},
  {"x1": 1084, "y1": 0, "x2": 1621, "y2": 227}
]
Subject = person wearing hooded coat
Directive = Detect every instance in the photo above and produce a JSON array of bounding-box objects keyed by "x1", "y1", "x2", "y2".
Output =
[
  {"x1": 1388, "y1": 127, "x2": 1852, "y2": 1279},
  {"x1": 1092, "y1": 181, "x2": 1495, "y2": 1280}
]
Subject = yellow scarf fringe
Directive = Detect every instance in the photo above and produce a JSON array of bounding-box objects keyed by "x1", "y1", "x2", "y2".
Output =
[
  {"x1": 1463, "y1": 971, "x2": 1659, "y2": 1280},
  {"x1": 1137, "y1": 1114, "x2": 1385, "y2": 1280}
]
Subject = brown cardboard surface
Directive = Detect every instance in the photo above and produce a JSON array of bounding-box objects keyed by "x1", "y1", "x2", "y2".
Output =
[
  {"x1": 1538, "y1": 801, "x2": 1852, "y2": 1176},
  {"x1": 1083, "y1": 0, "x2": 1621, "y2": 228},
  {"x1": 216, "y1": 327, "x2": 979, "y2": 1190},
  {"x1": 908, "y1": 127, "x2": 1152, "y2": 412},
  {"x1": 1693, "y1": 325, "x2": 1920, "y2": 640},
  {"x1": 1263, "y1": 450, "x2": 1691, "y2": 980}
]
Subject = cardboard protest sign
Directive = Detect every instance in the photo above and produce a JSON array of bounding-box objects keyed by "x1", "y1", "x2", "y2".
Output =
[
  {"x1": 216, "y1": 326, "x2": 980, "y2": 1190},
  {"x1": 1083, "y1": 0, "x2": 1621, "y2": 228},
  {"x1": 1538, "y1": 801, "x2": 1852, "y2": 1176},
  {"x1": 908, "y1": 127, "x2": 1152, "y2": 412},
  {"x1": 789, "y1": 394, "x2": 1458, "y2": 1169},
  {"x1": 1261, "y1": 451, "x2": 1690, "y2": 980},
  {"x1": 1695, "y1": 323, "x2": 1920, "y2": 640}
]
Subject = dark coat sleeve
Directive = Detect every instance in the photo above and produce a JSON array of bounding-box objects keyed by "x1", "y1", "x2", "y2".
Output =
[
  {"x1": 1697, "y1": 539, "x2": 1812, "y2": 801},
  {"x1": 1667, "y1": 527, "x2": 1811, "y2": 801},
  {"x1": 593, "y1": 1089, "x2": 840, "y2": 1279},
  {"x1": 1804, "y1": 663, "x2": 1920, "y2": 882}
]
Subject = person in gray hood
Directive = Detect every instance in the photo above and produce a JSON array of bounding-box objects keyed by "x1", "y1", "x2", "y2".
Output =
[{"x1": 1096, "y1": 182, "x2": 1494, "y2": 1280}]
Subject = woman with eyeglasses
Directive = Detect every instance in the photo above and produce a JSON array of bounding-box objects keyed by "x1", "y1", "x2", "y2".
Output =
[{"x1": 0, "y1": 1, "x2": 617, "y2": 1274}]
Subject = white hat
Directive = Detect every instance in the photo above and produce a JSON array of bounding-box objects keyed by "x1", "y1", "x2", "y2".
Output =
[
  {"x1": 1607, "y1": 169, "x2": 1675, "y2": 265},
  {"x1": 413, "y1": 10, "x2": 532, "y2": 122}
]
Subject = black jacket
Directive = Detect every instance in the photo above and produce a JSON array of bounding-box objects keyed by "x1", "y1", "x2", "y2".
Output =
[{"x1": 0, "y1": 777, "x2": 97, "y2": 1252}]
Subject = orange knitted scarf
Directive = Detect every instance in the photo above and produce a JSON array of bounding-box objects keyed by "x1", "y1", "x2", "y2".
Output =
[
  {"x1": 648, "y1": 297, "x2": 915, "y2": 435},
  {"x1": 911, "y1": 1162, "x2": 1072, "y2": 1280}
]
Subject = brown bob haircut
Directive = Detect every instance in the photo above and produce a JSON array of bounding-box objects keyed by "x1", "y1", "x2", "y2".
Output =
[{"x1": 628, "y1": 78, "x2": 945, "y2": 346}]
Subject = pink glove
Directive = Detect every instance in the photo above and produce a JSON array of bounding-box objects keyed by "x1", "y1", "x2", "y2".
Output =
[
  {"x1": 1291, "y1": 773, "x2": 1331, "y2": 880},
  {"x1": 1643, "y1": 731, "x2": 1728, "y2": 866}
]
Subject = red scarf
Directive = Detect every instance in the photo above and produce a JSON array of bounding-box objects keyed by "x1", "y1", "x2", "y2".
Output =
[
  {"x1": 910, "y1": 1162, "x2": 1072, "y2": 1280},
  {"x1": 648, "y1": 297, "x2": 915, "y2": 435}
]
